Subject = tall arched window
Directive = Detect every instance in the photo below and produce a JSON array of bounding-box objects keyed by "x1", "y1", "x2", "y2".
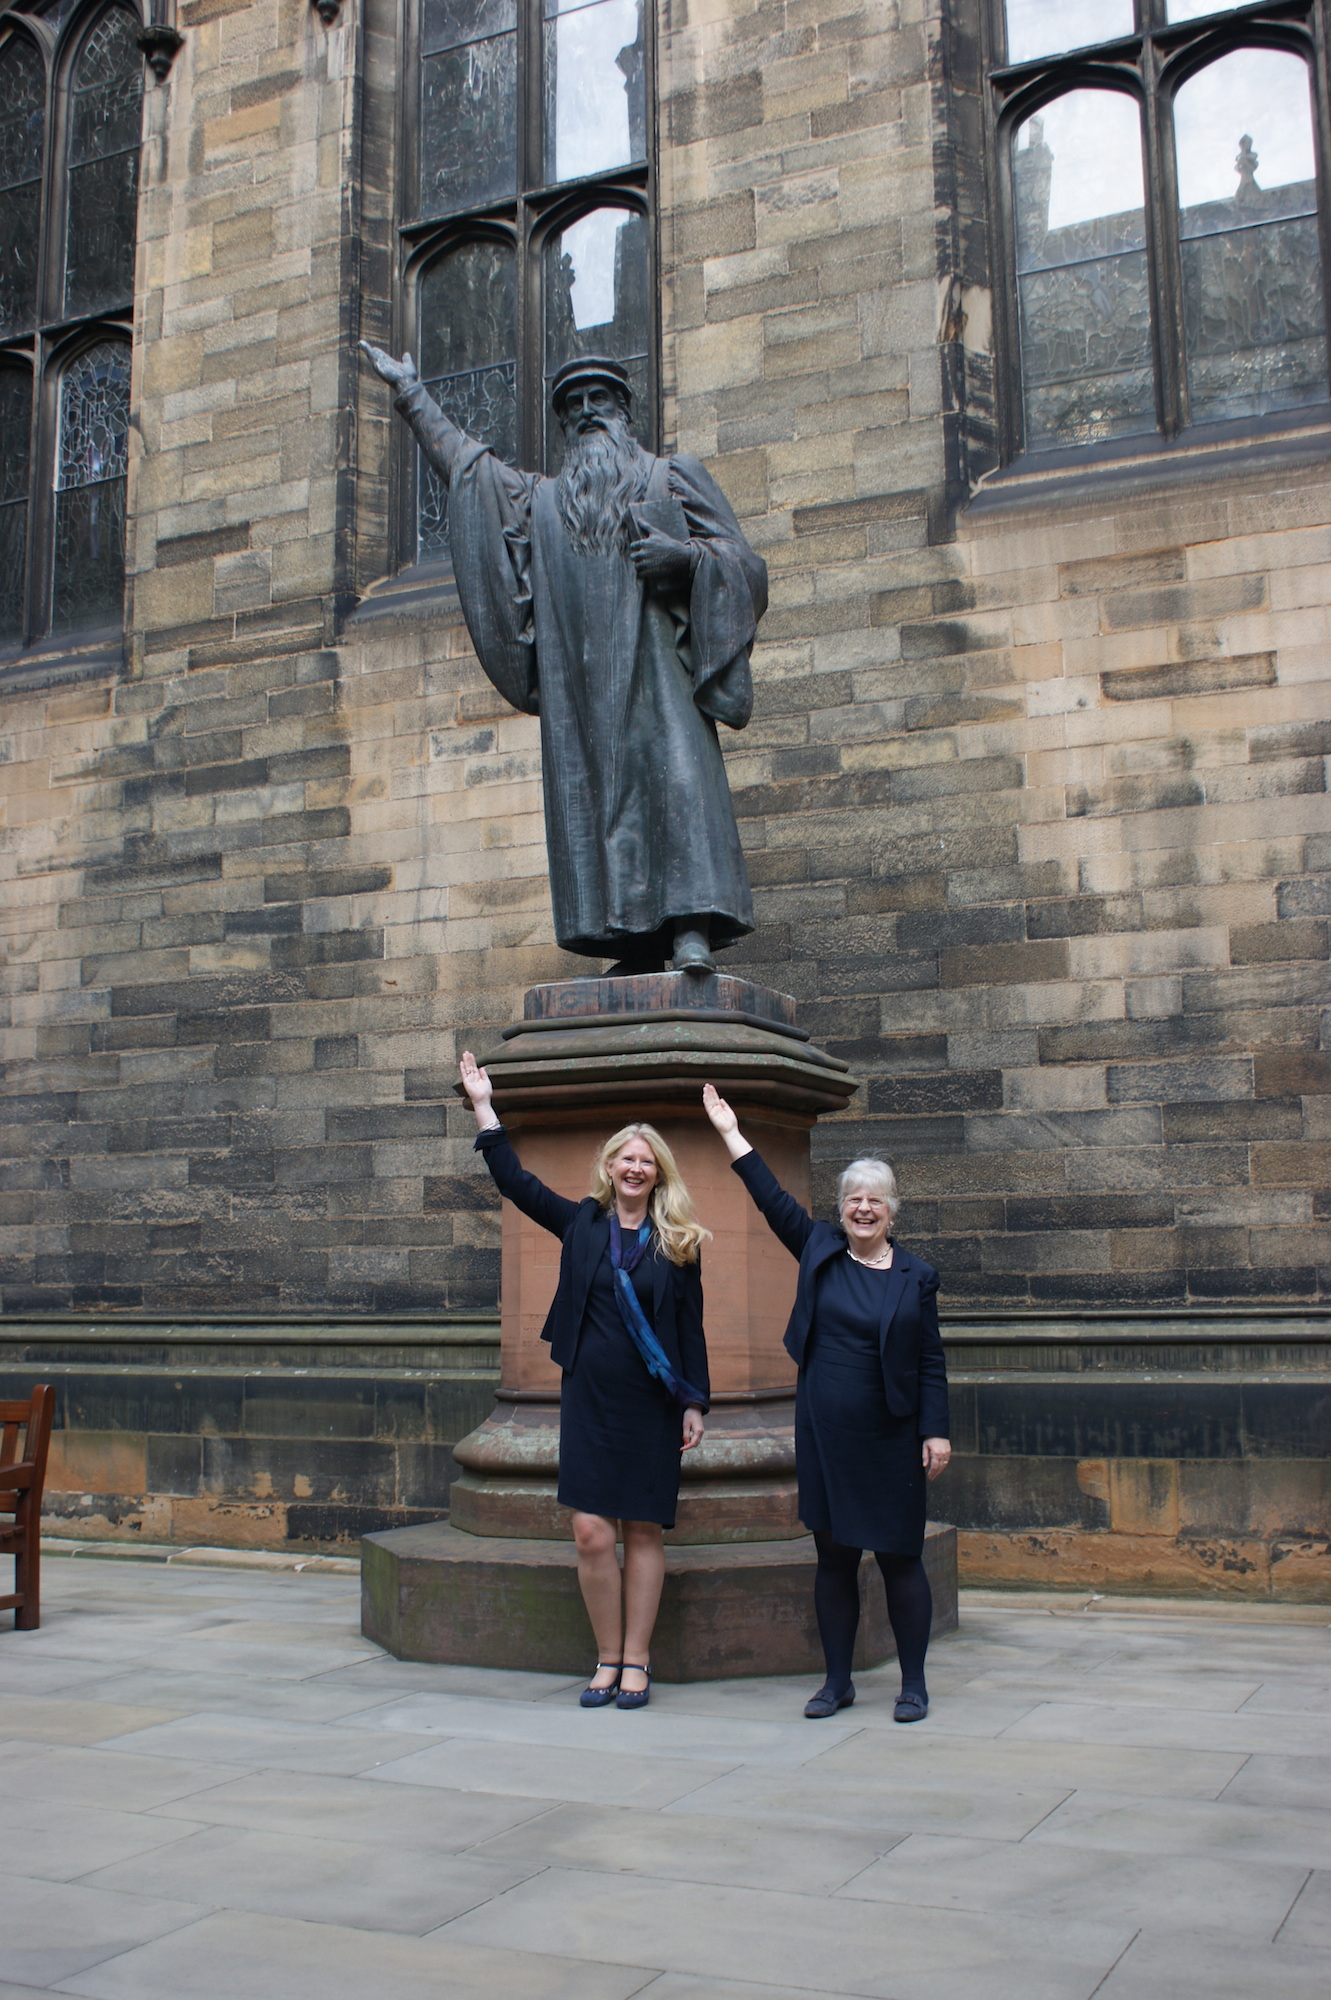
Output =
[
  {"x1": 991, "y1": 1, "x2": 1331, "y2": 462},
  {"x1": 0, "y1": 3, "x2": 141, "y2": 655},
  {"x1": 402, "y1": 0, "x2": 655, "y2": 565}
]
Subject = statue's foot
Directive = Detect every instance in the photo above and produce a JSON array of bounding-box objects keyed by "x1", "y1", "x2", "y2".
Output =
[{"x1": 670, "y1": 927, "x2": 717, "y2": 976}]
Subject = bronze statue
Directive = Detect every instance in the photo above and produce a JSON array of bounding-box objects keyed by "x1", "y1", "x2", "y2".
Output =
[{"x1": 360, "y1": 344, "x2": 766, "y2": 975}]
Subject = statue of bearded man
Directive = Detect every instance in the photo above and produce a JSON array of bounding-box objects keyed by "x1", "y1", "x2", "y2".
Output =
[{"x1": 361, "y1": 344, "x2": 766, "y2": 975}]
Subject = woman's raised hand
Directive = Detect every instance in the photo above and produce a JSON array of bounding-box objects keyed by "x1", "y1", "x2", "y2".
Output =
[
  {"x1": 702, "y1": 1082, "x2": 737, "y2": 1134},
  {"x1": 702, "y1": 1083, "x2": 753, "y2": 1161},
  {"x1": 459, "y1": 1050, "x2": 498, "y2": 1130}
]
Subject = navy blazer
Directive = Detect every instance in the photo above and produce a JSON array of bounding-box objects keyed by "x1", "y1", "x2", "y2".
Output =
[
  {"x1": 476, "y1": 1127, "x2": 710, "y2": 1410},
  {"x1": 733, "y1": 1150, "x2": 949, "y2": 1439}
]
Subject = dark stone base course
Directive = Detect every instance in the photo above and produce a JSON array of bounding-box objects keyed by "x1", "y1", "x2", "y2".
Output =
[{"x1": 360, "y1": 1519, "x2": 959, "y2": 1682}]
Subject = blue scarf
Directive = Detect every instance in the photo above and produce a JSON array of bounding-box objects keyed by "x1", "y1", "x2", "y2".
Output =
[{"x1": 608, "y1": 1215, "x2": 707, "y2": 1409}]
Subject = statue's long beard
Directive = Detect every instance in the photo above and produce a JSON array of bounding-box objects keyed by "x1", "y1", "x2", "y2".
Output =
[{"x1": 555, "y1": 420, "x2": 652, "y2": 557}]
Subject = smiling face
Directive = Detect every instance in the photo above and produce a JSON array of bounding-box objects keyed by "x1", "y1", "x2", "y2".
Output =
[
  {"x1": 608, "y1": 1137, "x2": 659, "y2": 1209},
  {"x1": 840, "y1": 1184, "x2": 893, "y2": 1258}
]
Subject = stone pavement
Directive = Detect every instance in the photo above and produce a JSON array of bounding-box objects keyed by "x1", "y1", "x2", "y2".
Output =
[{"x1": 0, "y1": 1556, "x2": 1327, "y2": 2000}]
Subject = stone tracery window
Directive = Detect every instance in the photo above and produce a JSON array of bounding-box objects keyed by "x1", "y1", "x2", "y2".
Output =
[
  {"x1": 404, "y1": 0, "x2": 655, "y2": 564},
  {"x1": 0, "y1": 1, "x2": 140, "y2": 653},
  {"x1": 991, "y1": 1, "x2": 1331, "y2": 460}
]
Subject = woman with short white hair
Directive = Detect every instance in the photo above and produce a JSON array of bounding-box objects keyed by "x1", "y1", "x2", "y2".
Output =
[{"x1": 703, "y1": 1083, "x2": 951, "y2": 1721}]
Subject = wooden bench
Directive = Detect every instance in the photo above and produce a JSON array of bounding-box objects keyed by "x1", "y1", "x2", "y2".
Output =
[{"x1": 0, "y1": 1385, "x2": 56, "y2": 1631}]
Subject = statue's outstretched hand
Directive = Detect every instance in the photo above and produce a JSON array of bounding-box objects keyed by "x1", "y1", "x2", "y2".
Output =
[{"x1": 360, "y1": 342, "x2": 420, "y2": 391}]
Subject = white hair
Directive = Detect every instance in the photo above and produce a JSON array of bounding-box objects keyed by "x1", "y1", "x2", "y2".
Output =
[{"x1": 837, "y1": 1156, "x2": 900, "y2": 1219}]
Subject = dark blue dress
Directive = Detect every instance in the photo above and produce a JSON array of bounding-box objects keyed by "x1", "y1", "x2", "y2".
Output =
[
  {"x1": 796, "y1": 1252, "x2": 927, "y2": 1556},
  {"x1": 558, "y1": 1244, "x2": 685, "y2": 1528}
]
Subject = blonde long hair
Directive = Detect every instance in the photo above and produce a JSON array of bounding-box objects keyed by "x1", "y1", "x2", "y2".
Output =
[{"x1": 590, "y1": 1123, "x2": 711, "y2": 1267}]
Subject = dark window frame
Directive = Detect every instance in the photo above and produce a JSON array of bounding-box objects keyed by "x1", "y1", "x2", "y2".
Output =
[
  {"x1": 391, "y1": 0, "x2": 660, "y2": 576},
  {"x1": 0, "y1": 0, "x2": 143, "y2": 669},
  {"x1": 984, "y1": 0, "x2": 1331, "y2": 471}
]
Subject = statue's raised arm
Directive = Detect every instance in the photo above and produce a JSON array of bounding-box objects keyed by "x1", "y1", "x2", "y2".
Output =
[{"x1": 359, "y1": 343, "x2": 419, "y2": 393}]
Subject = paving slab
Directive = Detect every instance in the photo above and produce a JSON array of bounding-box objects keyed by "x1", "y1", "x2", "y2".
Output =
[
  {"x1": 1091, "y1": 1928, "x2": 1327, "y2": 1999},
  {"x1": 0, "y1": 1798, "x2": 209, "y2": 1884},
  {"x1": 93, "y1": 1710, "x2": 438, "y2": 1776},
  {"x1": 0, "y1": 1872, "x2": 205, "y2": 1988},
  {"x1": 53, "y1": 1908, "x2": 653, "y2": 2000},
  {"x1": 472, "y1": 1800, "x2": 895, "y2": 1894},
  {"x1": 1002, "y1": 1697, "x2": 1329, "y2": 1757},
  {"x1": 369, "y1": 1736, "x2": 736, "y2": 1808},
  {"x1": 80, "y1": 1822, "x2": 539, "y2": 1934},
  {"x1": 145, "y1": 1766, "x2": 556, "y2": 1849},
  {"x1": 439, "y1": 1865, "x2": 1135, "y2": 2000},
  {"x1": 0, "y1": 1740, "x2": 247, "y2": 1813},
  {"x1": 835, "y1": 1829, "x2": 1308, "y2": 1941},
  {"x1": 659, "y1": 1763, "x2": 1073, "y2": 1841},
  {"x1": 1026, "y1": 1787, "x2": 1331, "y2": 1868}
]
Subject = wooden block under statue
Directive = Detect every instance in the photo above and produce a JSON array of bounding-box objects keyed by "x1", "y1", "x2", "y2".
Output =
[{"x1": 361, "y1": 972, "x2": 959, "y2": 1676}]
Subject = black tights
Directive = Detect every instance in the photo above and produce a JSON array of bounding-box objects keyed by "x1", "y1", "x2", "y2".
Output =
[{"x1": 813, "y1": 1532, "x2": 932, "y2": 1698}]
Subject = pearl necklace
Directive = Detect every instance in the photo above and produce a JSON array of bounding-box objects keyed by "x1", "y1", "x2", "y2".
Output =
[{"x1": 847, "y1": 1246, "x2": 893, "y2": 1268}]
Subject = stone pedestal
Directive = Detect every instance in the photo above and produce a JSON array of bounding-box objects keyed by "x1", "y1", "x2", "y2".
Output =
[{"x1": 361, "y1": 971, "x2": 958, "y2": 1677}]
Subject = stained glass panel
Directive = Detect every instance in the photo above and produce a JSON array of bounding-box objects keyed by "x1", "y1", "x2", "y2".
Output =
[
  {"x1": 52, "y1": 340, "x2": 129, "y2": 631},
  {"x1": 416, "y1": 239, "x2": 517, "y2": 561},
  {"x1": 544, "y1": 0, "x2": 646, "y2": 185},
  {"x1": 1013, "y1": 92, "x2": 1155, "y2": 450},
  {"x1": 64, "y1": 10, "x2": 142, "y2": 317},
  {"x1": 420, "y1": 0, "x2": 517, "y2": 217},
  {"x1": 0, "y1": 369, "x2": 30, "y2": 641},
  {"x1": 1174, "y1": 50, "x2": 1326, "y2": 425},
  {"x1": 0, "y1": 36, "x2": 45, "y2": 335},
  {"x1": 1004, "y1": 0, "x2": 1132, "y2": 66}
]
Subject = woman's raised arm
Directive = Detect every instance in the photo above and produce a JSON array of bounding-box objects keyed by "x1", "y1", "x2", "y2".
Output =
[
  {"x1": 702, "y1": 1083, "x2": 816, "y2": 1260},
  {"x1": 460, "y1": 1052, "x2": 580, "y2": 1239}
]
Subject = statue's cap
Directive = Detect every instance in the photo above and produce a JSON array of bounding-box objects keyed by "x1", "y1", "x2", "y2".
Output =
[{"x1": 549, "y1": 354, "x2": 632, "y2": 410}]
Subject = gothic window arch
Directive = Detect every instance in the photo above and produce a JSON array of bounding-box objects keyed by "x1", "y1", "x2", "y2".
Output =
[
  {"x1": 989, "y1": 1, "x2": 1331, "y2": 462},
  {"x1": 0, "y1": 1, "x2": 142, "y2": 653},
  {"x1": 400, "y1": 0, "x2": 656, "y2": 567}
]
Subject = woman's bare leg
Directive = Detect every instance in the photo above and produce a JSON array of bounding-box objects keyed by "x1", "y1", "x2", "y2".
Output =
[
  {"x1": 621, "y1": 1519, "x2": 666, "y2": 1690},
  {"x1": 572, "y1": 1511, "x2": 623, "y2": 1687}
]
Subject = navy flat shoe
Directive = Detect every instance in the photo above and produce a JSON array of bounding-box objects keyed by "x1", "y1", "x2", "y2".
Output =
[
  {"x1": 894, "y1": 1691, "x2": 928, "y2": 1722},
  {"x1": 579, "y1": 1664, "x2": 622, "y2": 1708},
  {"x1": 616, "y1": 1663, "x2": 652, "y2": 1709},
  {"x1": 804, "y1": 1681, "x2": 855, "y2": 1719}
]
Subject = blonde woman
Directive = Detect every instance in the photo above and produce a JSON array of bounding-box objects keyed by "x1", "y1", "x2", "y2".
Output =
[
  {"x1": 460, "y1": 1052, "x2": 709, "y2": 1708},
  {"x1": 703, "y1": 1082, "x2": 950, "y2": 1723}
]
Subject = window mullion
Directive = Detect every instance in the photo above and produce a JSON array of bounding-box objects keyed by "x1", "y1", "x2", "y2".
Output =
[
  {"x1": 1308, "y1": 0, "x2": 1331, "y2": 396},
  {"x1": 1142, "y1": 35, "x2": 1186, "y2": 434}
]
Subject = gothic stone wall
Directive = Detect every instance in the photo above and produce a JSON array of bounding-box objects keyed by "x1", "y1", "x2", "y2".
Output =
[{"x1": 1, "y1": 0, "x2": 1328, "y2": 1575}]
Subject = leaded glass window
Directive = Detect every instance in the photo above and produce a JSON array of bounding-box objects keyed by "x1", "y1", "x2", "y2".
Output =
[
  {"x1": 991, "y1": 1, "x2": 1331, "y2": 461},
  {"x1": 0, "y1": 36, "x2": 44, "y2": 337},
  {"x1": 52, "y1": 338, "x2": 129, "y2": 631},
  {"x1": 0, "y1": 3, "x2": 142, "y2": 656},
  {"x1": 403, "y1": 0, "x2": 654, "y2": 564},
  {"x1": 64, "y1": 9, "x2": 142, "y2": 319},
  {"x1": 0, "y1": 367, "x2": 31, "y2": 641}
]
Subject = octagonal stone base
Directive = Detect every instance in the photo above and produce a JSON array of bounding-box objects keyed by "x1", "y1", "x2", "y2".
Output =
[{"x1": 361, "y1": 1519, "x2": 958, "y2": 1681}]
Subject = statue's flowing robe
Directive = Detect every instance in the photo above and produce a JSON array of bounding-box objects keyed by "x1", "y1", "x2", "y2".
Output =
[{"x1": 398, "y1": 384, "x2": 765, "y2": 958}]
